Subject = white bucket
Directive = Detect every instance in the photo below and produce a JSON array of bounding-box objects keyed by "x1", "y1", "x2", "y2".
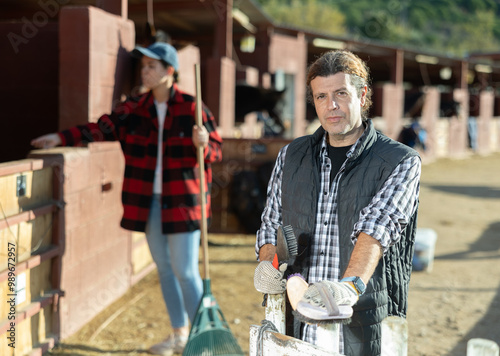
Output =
[
  {"x1": 467, "y1": 338, "x2": 500, "y2": 356},
  {"x1": 413, "y1": 228, "x2": 438, "y2": 272}
]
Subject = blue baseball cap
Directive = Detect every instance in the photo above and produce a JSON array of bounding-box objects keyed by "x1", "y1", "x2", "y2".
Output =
[{"x1": 132, "y1": 42, "x2": 179, "y2": 71}]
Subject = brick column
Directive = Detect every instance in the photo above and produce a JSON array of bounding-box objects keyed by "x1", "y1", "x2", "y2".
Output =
[
  {"x1": 206, "y1": 57, "x2": 236, "y2": 137},
  {"x1": 204, "y1": 0, "x2": 235, "y2": 137},
  {"x1": 59, "y1": 6, "x2": 135, "y2": 129},
  {"x1": 477, "y1": 91, "x2": 494, "y2": 154},
  {"x1": 420, "y1": 87, "x2": 440, "y2": 161},
  {"x1": 382, "y1": 83, "x2": 404, "y2": 140},
  {"x1": 449, "y1": 88, "x2": 469, "y2": 158}
]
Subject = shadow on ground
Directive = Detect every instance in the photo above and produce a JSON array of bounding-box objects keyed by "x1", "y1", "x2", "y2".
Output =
[
  {"x1": 423, "y1": 184, "x2": 500, "y2": 199},
  {"x1": 450, "y1": 286, "x2": 500, "y2": 354},
  {"x1": 436, "y1": 220, "x2": 500, "y2": 353},
  {"x1": 47, "y1": 343, "x2": 149, "y2": 355},
  {"x1": 436, "y1": 221, "x2": 500, "y2": 261}
]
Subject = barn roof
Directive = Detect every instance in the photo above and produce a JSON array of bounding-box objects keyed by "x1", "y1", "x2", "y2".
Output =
[{"x1": 2, "y1": 0, "x2": 500, "y2": 89}]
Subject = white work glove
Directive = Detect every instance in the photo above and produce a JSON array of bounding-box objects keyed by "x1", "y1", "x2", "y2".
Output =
[
  {"x1": 302, "y1": 280, "x2": 359, "y2": 308},
  {"x1": 294, "y1": 280, "x2": 359, "y2": 322},
  {"x1": 254, "y1": 261, "x2": 287, "y2": 294}
]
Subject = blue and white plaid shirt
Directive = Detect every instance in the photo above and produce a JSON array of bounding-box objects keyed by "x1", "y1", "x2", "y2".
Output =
[{"x1": 256, "y1": 128, "x2": 421, "y2": 351}]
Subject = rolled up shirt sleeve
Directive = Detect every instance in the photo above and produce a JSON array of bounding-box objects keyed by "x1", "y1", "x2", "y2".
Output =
[
  {"x1": 255, "y1": 146, "x2": 288, "y2": 259},
  {"x1": 351, "y1": 155, "x2": 422, "y2": 252}
]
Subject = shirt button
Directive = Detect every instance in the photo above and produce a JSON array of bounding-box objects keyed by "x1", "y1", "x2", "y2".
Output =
[
  {"x1": 324, "y1": 191, "x2": 327, "y2": 195},
  {"x1": 324, "y1": 221, "x2": 328, "y2": 226}
]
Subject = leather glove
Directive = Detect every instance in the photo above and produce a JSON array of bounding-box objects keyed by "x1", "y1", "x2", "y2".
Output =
[{"x1": 254, "y1": 260, "x2": 287, "y2": 294}]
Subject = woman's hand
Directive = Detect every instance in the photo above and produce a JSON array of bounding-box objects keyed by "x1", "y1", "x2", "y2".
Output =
[
  {"x1": 31, "y1": 133, "x2": 62, "y2": 148},
  {"x1": 192, "y1": 125, "x2": 208, "y2": 148}
]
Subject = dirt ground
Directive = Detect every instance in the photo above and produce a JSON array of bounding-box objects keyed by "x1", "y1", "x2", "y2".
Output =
[{"x1": 47, "y1": 152, "x2": 500, "y2": 356}]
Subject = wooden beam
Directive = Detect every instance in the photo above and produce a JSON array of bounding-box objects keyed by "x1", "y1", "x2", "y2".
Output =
[
  {"x1": 128, "y1": 0, "x2": 215, "y2": 12},
  {"x1": 0, "y1": 159, "x2": 45, "y2": 177},
  {"x1": 0, "y1": 203, "x2": 57, "y2": 231},
  {"x1": 0, "y1": 245, "x2": 62, "y2": 283},
  {"x1": 0, "y1": 290, "x2": 62, "y2": 335},
  {"x1": 391, "y1": 49, "x2": 404, "y2": 85},
  {"x1": 98, "y1": 0, "x2": 128, "y2": 18},
  {"x1": 213, "y1": 0, "x2": 233, "y2": 59},
  {"x1": 456, "y1": 61, "x2": 468, "y2": 90}
]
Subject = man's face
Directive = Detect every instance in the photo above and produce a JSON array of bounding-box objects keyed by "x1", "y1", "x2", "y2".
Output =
[
  {"x1": 140, "y1": 56, "x2": 169, "y2": 90},
  {"x1": 310, "y1": 72, "x2": 367, "y2": 146}
]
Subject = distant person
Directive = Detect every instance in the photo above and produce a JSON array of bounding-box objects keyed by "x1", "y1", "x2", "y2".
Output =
[
  {"x1": 31, "y1": 42, "x2": 223, "y2": 356},
  {"x1": 468, "y1": 116, "x2": 478, "y2": 150},
  {"x1": 398, "y1": 119, "x2": 427, "y2": 151},
  {"x1": 254, "y1": 50, "x2": 421, "y2": 355}
]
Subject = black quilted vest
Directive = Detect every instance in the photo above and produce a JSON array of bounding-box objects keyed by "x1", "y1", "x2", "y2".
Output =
[{"x1": 282, "y1": 120, "x2": 419, "y2": 355}]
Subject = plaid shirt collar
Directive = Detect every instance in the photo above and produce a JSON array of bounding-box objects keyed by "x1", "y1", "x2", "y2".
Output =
[
  {"x1": 317, "y1": 120, "x2": 369, "y2": 161},
  {"x1": 137, "y1": 83, "x2": 184, "y2": 130}
]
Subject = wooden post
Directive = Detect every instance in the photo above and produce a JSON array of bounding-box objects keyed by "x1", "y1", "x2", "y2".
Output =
[
  {"x1": 249, "y1": 325, "x2": 342, "y2": 356},
  {"x1": 259, "y1": 296, "x2": 416, "y2": 356},
  {"x1": 391, "y1": 49, "x2": 404, "y2": 86},
  {"x1": 264, "y1": 294, "x2": 286, "y2": 334},
  {"x1": 317, "y1": 324, "x2": 340, "y2": 353},
  {"x1": 381, "y1": 316, "x2": 408, "y2": 356},
  {"x1": 263, "y1": 292, "x2": 341, "y2": 354}
]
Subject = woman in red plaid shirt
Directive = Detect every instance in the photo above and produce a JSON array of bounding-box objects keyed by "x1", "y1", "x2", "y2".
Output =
[{"x1": 32, "y1": 42, "x2": 222, "y2": 356}]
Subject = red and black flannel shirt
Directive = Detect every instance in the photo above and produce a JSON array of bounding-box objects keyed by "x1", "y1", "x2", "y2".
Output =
[{"x1": 58, "y1": 84, "x2": 223, "y2": 233}]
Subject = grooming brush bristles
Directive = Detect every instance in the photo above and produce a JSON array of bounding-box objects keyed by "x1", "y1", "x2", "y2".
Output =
[
  {"x1": 276, "y1": 225, "x2": 298, "y2": 264},
  {"x1": 292, "y1": 310, "x2": 352, "y2": 325},
  {"x1": 282, "y1": 225, "x2": 298, "y2": 257}
]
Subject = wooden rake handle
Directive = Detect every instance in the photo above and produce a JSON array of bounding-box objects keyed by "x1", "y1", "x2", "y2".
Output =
[{"x1": 195, "y1": 63, "x2": 209, "y2": 280}]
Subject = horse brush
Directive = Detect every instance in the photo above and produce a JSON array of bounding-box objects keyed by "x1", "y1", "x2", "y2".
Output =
[
  {"x1": 287, "y1": 274, "x2": 353, "y2": 325},
  {"x1": 276, "y1": 224, "x2": 298, "y2": 265}
]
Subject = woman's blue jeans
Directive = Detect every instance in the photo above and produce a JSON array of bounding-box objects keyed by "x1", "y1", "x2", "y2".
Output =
[{"x1": 145, "y1": 195, "x2": 203, "y2": 328}]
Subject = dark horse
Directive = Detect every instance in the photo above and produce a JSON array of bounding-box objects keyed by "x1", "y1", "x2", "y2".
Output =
[{"x1": 235, "y1": 83, "x2": 286, "y2": 136}]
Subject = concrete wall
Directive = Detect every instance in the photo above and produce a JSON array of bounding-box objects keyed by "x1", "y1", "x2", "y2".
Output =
[{"x1": 29, "y1": 143, "x2": 129, "y2": 339}]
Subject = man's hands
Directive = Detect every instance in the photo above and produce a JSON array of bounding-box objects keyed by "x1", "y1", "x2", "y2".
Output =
[
  {"x1": 293, "y1": 280, "x2": 359, "y2": 322},
  {"x1": 301, "y1": 280, "x2": 359, "y2": 308},
  {"x1": 31, "y1": 133, "x2": 62, "y2": 148},
  {"x1": 254, "y1": 260, "x2": 287, "y2": 294}
]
